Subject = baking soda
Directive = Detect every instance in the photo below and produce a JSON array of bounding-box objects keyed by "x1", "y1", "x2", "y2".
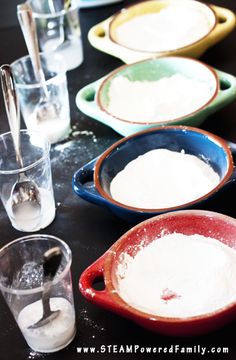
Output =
[
  {"x1": 110, "y1": 149, "x2": 220, "y2": 209},
  {"x1": 107, "y1": 74, "x2": 212, "y2": 122},
  {"x1": 117, "y1": 233, "x2": 236, "y2": 318},
  {"x1": 115, "y1": 5, "x2": 212, "y2": 52},
  {"x1": 18, "y1": 297, "x2": 76, "y2": 353}
]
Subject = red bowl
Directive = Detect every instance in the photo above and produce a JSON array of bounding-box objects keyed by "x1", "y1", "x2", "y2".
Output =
[{"x1": 79, "y1": 210, "x2": 236, "y2": 336}]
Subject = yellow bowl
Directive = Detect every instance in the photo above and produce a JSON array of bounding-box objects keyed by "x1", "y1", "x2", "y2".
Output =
[{"x1": 88, "y1": 0, "x2": 236, "y2": 63}]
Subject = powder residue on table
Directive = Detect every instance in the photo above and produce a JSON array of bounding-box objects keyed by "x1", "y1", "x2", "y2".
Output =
[
  {"x1": 110, "y1": 149, "x2": 220, "y2": 209},
  {"x1": 107, "y1": 74, "x2": 213, "y2": 122},
  {"x1": 117, "y1": 233, "x2": 236, "y2": 318}
]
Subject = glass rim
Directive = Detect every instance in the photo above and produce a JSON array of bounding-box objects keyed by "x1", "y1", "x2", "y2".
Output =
[
  {"x1": 11, "y1": 53, "x2": 66, "y2": 88},
  {"x1": 0, "y1": 234, "x2": 72, "y2": 295},
  {"x1": 27, "y1": 0, "x2": 79, "y2": 19},
  {"x1": 0, "y1": 129, "x2": 51, "y2": 175}
]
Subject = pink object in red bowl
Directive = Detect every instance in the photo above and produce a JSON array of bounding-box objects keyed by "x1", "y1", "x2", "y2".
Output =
[{"x1": 79, "y1": 210, "x2": 236, "y2": 336}]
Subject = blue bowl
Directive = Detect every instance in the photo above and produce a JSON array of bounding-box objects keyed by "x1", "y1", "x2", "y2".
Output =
[{"x1": 72, "y1": 126, "x2": 235, "y2": 222}]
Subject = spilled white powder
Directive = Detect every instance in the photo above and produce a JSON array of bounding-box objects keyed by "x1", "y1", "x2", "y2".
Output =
[
  {"x1": 115, "y1": 5, "x2": 213, "y2": 52},
  {"x1": 107, "y1": 75, "x2": 213, "y2": 122},
  {"x1": 117, "y1": 233, "x2": 236, "y2": 318},
  {"x1": 110, "y1": 149, "x2": 220, "y2": 209}
]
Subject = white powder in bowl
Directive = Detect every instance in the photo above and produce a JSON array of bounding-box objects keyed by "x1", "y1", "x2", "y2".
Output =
[
  {"x1": 115, "y1": 5, "x2": 213, "y2": 52},
  {"x1": 107, "y1": 74, "x2": 213, "y2": 123},
  {"x1": 117, "y1": 233, "x2": 236, "y2": 318},
  {"x1": 110, "y1": 149, "x2": 220, "y2": 209}
]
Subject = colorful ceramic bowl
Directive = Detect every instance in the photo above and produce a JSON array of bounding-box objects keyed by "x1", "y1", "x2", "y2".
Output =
[
  {"x1": 76, "y1": 57, "x2": 236, "y2": 137},
  {"x1": 79, "y1": 210, "x2": 236, "y2": 336},
  {"x1": 88, "y1": 0, "x2": 236, "y2": 63},
  {"x1": 72, "y1": 126, "x2": 236, "y2": 223}
]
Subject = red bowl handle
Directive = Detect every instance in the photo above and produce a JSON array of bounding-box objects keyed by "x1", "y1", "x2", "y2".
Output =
[{"x1": 79, "y1": 252, "x2": 130, "y2": 316}]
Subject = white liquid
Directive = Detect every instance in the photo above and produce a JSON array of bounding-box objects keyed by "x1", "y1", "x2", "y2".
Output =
[
  {"x1": 43, "y1": 38, "x2": 83, "y2": 71},
  {"x1": 110, "y1": 149, "x2": 220, "y2": 209},
  {"x1": 26, "y1": 109, "x2": 70, "y2": 145},
  {"x1": 117, "y1": 233, "x2": 236, "y2": 318},
  {"x1": 116, "y1": 5, "x2": 213, "y2": 52},
  {"x1": 18, "y1": 297, "x2": 76, "y2": 353},
  {"x1": 107, "y1": 74, "x2": 213, "y2": 122},
  {"x1": 6, "y1": 188, "x2": 56, "y2": 232}
]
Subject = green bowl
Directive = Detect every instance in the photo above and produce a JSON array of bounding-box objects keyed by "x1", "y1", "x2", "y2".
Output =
[{"x1": 76, "y1": 56, "x2": 236, "y2": 136}]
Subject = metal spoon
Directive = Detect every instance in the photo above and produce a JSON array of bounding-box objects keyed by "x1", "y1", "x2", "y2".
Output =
[
  {"x1": 17, "y1": 3, "x2": 59, "y2": 123},
  {"x1": 0, "y1": 65, "x2": 41, "y2": 224},
  {"x1": 29, "y1": 247, "x2": 62, "y2": 329}
]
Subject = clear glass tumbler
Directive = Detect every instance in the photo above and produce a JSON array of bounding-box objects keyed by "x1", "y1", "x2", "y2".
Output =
[
  {"x1": 28, "y1": 0, "x2": 83, "y2": 71},
  {"x1": 11, "y1": 52, "x2": 71, "y2": 144},
  {"x1": 0, "y1": 235, "x2": 76, "y2": 353},
  {"x1": 0, "y1": 130, "x2": 55, "y2": 232}
]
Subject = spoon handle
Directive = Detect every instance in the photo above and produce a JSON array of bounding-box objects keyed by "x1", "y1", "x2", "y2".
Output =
[
  {"x1": 41, "y1": 280, "x2": 53, "y2": 317},
  {"x1": 42, "y1": 247, "x2": 62, "y2": 315},
  {"x1": 43, "y1": 247, "x2": 63, "y2": 279},
  {"x1": 0, "y1": 65, "x2": 23, "y2": 168},
  {"x1": 17, "y1": 3, "x2": 49, "y2": 98}
]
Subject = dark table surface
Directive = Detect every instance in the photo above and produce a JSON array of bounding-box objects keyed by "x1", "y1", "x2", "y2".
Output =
[{"x1": 0, "y1": 0, "x2": 236, "y2": 359}]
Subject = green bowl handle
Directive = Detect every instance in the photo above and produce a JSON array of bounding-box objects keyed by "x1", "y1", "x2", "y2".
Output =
[
  {"x1": 75, "y1": 79, "x2": 153, "y2": 136},
  {"x1": 75, "y1": 78, "x2": 105, "y2": 121},
  {"x1": 208, "y1": 70, "x2": 236, "y2": 114}
]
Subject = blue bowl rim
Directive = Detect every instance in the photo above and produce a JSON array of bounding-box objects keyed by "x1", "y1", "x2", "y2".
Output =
[{"x1": 94, "y1": 125, "x2": 234, "y2": 213}]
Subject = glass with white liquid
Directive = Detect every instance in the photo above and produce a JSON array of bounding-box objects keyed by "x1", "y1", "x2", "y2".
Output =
[
  {"x1": 0, "y1": 235, "x2": 76, "y2": 353},
  {"x1": 0, "y1": 130, "x2": 55, "y2": 232},
  {"x1": 11, "y1": 53, "x2": 71, "y2": 144},
  {"x1": 28, "y1": 0, "x2": 83, "y2": 71}
]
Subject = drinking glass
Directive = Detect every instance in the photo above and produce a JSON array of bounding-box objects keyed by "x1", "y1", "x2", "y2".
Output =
[
  {"x1": 11, "y1": 53, "x2": 71, "y2": 144},
  {"x1": 0, "y1": 234, "x2": 76, "y2": 353},
  {"x1": 0, "y1": 130, "x2": 55, "y2": 232},
  {"x1": 28, "y1": 0, "x2": 83, "y2": 71}
]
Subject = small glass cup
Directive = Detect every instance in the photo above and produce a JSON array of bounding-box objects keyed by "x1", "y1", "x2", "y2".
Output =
[
  {"x1": 0, "y1": 130, "x2": 55, "y2": 232},
  {"x1": 0, "y1": 235, "x2": 76, "y2": 353},
  {"x1": 11, "y1": 52, "x2": 71, "y2": 144},
  {"x1": 28, "y1": 0, "x2": 83, "y2": 71}
]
